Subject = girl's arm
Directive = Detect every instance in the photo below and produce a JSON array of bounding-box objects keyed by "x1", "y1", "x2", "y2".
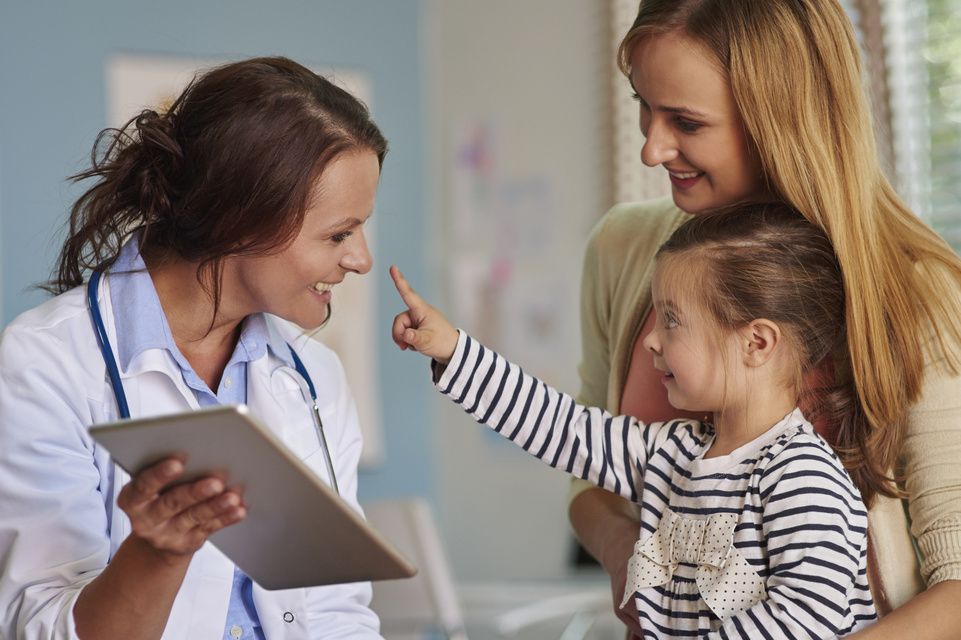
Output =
[
  {"x1": 390, "y1": 266, "x2": 673, "y2": 497},
  {"x1": 433, "y1": 330, "x2": 660, "y2": 497},
  {"x1": 705, "y1": 439, "x2": 875, "y2": 639}
]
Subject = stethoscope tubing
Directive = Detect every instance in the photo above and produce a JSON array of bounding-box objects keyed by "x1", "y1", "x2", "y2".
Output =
[{"x1": 86, "y1": 270, "x2": 340, "y2": 495}]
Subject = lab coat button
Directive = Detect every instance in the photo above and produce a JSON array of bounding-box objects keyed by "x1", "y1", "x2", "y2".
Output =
[
  {"x1": 224, "y1": 377, "x2": 233, "y2": 389},
  {"x1": 283, "y1": 611, "x2": 295, "y2": 623},
  {"x1": 229, "y1": 625, "x2": 243, "y2": 638}
]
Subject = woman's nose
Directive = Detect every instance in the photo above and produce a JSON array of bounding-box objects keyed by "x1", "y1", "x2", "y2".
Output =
[
  {"x1": 640, "y1": 118, "x2": 678, "y2": 168},
  {"x1": 342, "y1": 231, "x2": 373, "y2": 275}
]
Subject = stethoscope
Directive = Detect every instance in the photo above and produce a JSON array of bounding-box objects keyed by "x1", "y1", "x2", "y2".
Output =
[{"x1": 86, "y1": 270, "x2": 340, "y2": 495}]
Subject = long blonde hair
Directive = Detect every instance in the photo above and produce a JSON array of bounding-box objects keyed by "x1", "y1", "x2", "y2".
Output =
[{"x1": 620, "y1": 0, "x2": 961, "y2": 507}]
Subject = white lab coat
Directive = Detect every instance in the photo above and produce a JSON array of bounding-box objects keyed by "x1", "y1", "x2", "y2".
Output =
[{"x1": 0, "y1": 276, "x2": 382, "y2": 639}]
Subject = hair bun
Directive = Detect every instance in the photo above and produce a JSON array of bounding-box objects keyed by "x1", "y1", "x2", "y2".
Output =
[{"x1": 130, "y1": 108, "x2": 184, "y2": 223}]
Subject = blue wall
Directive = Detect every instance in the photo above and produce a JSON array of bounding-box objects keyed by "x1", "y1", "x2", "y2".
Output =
[{"x1": 0, "y1": 0, "x2": 433, "y2": 502}]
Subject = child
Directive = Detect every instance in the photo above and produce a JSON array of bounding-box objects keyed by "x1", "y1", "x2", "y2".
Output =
[{"x1": 390, "y1": 203, "x2": 877, "y2": 638}]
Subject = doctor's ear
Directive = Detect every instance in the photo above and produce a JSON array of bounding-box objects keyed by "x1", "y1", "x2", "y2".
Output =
[{"x1": 738, "y1": 319, "x2": 781, "y2": 367}]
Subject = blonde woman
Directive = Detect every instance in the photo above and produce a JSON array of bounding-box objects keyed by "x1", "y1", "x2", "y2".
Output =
[{"x1": 568, "y1": 1, "x2": 961, "y2": 639}]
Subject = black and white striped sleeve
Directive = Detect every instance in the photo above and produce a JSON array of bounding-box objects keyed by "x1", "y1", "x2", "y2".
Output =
[
  {"x1": 434, "y1": 330, "x2": 662, "y2": 502},
  {"x1": 706, "y1": 439, "x2": 873, "y2": 639}
]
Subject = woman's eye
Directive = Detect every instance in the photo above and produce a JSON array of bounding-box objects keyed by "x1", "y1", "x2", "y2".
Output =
[
  {"x1": 330, "y1": 230, "x2": 353, "y2": 244},
  {"x1": 676, "y1": 118, "x2": 702, "y2": 133}
]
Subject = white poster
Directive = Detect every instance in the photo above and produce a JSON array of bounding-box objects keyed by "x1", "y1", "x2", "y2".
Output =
[{"x1": 105, "y1": 54, "x2": 384, "y2": 468}]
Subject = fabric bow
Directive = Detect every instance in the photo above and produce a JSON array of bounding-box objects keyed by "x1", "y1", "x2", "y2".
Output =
[{"x1": 620, "y1": 509, "x2": 766, "y2": 619}]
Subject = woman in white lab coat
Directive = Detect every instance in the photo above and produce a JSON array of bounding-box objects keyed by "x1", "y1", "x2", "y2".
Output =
[{"x1": 0, "y1": 57, "x2": 386, "y2": 639}]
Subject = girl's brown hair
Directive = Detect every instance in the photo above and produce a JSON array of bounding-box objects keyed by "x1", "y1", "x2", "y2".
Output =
[
  {"x1": 620, "y1": 0, "x2": 961, "y2": 506},
  {"x1": 47, "y1": 56, "x2": 388, "y2": 315},
  {"x1": 656, "y1": 204, "x2": 853, "y2": 475}
]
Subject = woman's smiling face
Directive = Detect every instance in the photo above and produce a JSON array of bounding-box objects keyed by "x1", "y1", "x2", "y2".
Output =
[
  {"x1": 631, "y1": 31, "x2": 767, "y2": 214},
  {"x1": 228, "y1": 150, "x2": 379, "y2": 330}
]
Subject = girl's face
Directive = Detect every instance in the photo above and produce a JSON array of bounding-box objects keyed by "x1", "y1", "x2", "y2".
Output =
[
  {"x1": 229, "y1": 150, "x2": 379, "y2": 329},
  {"x1": 642, "y1": 263, "x2": 742, "y2": 412},
  {"x1": 631, "y1": 32, "x2": 767, "y2": 214}
]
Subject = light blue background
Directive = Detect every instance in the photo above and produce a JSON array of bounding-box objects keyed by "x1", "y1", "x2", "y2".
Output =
[{"x1": 0, "y1": 1, "x2": 433, "y2": 502}]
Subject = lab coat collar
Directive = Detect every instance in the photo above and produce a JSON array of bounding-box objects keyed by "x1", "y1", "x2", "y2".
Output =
[{"x1": 96, "y1": 267, "x2": 294, "y2": 381}]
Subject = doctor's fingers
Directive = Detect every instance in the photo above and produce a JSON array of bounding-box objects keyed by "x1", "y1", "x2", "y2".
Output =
[
  {"x1": 122, "y1": 476, "x2": 227, "y2": 531},
  {"x1": 141, "y1": 492, "x2": 247, "y2": 555},
  {"x1": 170, "y1": 491, "x2": 247, "y2": 539},
  {"x1": 116, "y1": 457, "x2": 186, "y2": 511}
]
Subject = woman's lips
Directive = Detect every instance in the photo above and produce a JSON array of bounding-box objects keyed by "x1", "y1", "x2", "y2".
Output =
[{"x1": 669, "y1": 171, "x2": 705, "y2": 190}]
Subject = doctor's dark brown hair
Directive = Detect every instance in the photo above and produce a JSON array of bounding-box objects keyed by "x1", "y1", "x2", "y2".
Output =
[{"x1": 46, "y1": 56, "x2": 388, "y2": 306}]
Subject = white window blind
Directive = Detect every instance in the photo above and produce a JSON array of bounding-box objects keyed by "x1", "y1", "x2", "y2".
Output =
[
  {"x1": 863, "y1": 0, "x2": 961, "y2": 248},
  {"x1": 910, "y1": 0, "x2": 961, "y2": 248}
]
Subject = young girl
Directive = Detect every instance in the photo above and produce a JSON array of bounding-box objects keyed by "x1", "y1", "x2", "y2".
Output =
[{"x1": 390, "y1": 203, "x2": 877, "y2": 638}]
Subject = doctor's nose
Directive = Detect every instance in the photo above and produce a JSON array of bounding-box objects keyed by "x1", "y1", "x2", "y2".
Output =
[
  {"x1": 342, "y1": 231, "x2": 373, "y2": 275},
  {"x1": 641, "y1": 118, "x2": 679, "y2": 168}
]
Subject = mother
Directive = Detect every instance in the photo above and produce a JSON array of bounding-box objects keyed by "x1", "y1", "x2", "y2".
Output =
[{"x1": 568, "y1": 1, "x2": 961, "y2": 638}]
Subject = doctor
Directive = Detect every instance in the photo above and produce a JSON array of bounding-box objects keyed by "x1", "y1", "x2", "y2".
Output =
[{"x1": 0, "y1": 57, "x2": 386, "y2": 639}]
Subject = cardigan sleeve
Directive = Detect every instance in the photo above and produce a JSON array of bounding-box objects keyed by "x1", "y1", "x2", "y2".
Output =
[{"x1": 902, "y1": 340, "x2": 961, "y2": 585}]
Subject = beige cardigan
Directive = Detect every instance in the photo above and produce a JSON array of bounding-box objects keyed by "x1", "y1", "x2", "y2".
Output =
[{"x1": 569, "y1": 198, "x2": 961, "y2": 612}]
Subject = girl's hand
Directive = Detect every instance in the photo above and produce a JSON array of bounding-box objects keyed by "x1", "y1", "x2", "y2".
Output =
[
  {"x1": 116, "y1": 457, "x2": 246, "y2": 557},
  {"x1": 390, "y1": 265, "x2": 458, "y2": 364}
]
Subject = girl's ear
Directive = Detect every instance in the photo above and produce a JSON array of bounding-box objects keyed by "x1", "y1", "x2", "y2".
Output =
[{"x1": 739, "y1": 319, "x2": 781, "y2": 367}]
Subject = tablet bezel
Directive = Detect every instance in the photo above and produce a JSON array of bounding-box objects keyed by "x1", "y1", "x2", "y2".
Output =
[{"x1": 90, "y1": 404, "x2": 417, "y2": 590}]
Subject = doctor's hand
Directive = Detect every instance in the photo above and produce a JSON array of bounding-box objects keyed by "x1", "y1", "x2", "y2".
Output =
[
  {"x1": 117, "y1": 457, "x2": 247, "y2": 557},
  {"x1": 390, "y1": 265, "x2": 458, "y2": 364}
]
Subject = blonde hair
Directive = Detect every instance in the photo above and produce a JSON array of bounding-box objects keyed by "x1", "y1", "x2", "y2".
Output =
[{"x1": 620, "y1": 0, "x2": 961, "y2": 507}]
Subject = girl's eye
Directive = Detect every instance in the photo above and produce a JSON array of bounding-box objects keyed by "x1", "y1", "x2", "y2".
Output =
[
  {"x1": 676, "y1": 118, "x2": 702, "y2": 134},
  {"x1": 330, "y1": 230, "x2": 353, "y2": 244},
  {"x1": 663, "y1": 312, "x2": 679, "y2": 329}
]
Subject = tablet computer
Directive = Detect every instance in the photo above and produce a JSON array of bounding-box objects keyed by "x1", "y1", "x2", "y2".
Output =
[{"x1": 89, "y1": 404, "x2": 417, "y2": 590}]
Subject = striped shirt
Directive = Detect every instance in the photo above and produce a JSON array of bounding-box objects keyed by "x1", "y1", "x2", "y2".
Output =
[{"x1": 436, "y1": 331, "x2": 877, "y2": 638}]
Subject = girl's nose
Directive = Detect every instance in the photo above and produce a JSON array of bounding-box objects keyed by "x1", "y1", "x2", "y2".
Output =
[{"x1": 642, "y1": 328, "x2": 661, "y2": 355}]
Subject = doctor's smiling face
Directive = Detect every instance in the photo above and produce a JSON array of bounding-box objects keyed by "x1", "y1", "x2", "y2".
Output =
[
  {"x1": 631, "y1": 32, "x2": 766, "y2": 214},
  {"x1": 230, "y1": 150, "x2": 379, "y2": 330}
]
